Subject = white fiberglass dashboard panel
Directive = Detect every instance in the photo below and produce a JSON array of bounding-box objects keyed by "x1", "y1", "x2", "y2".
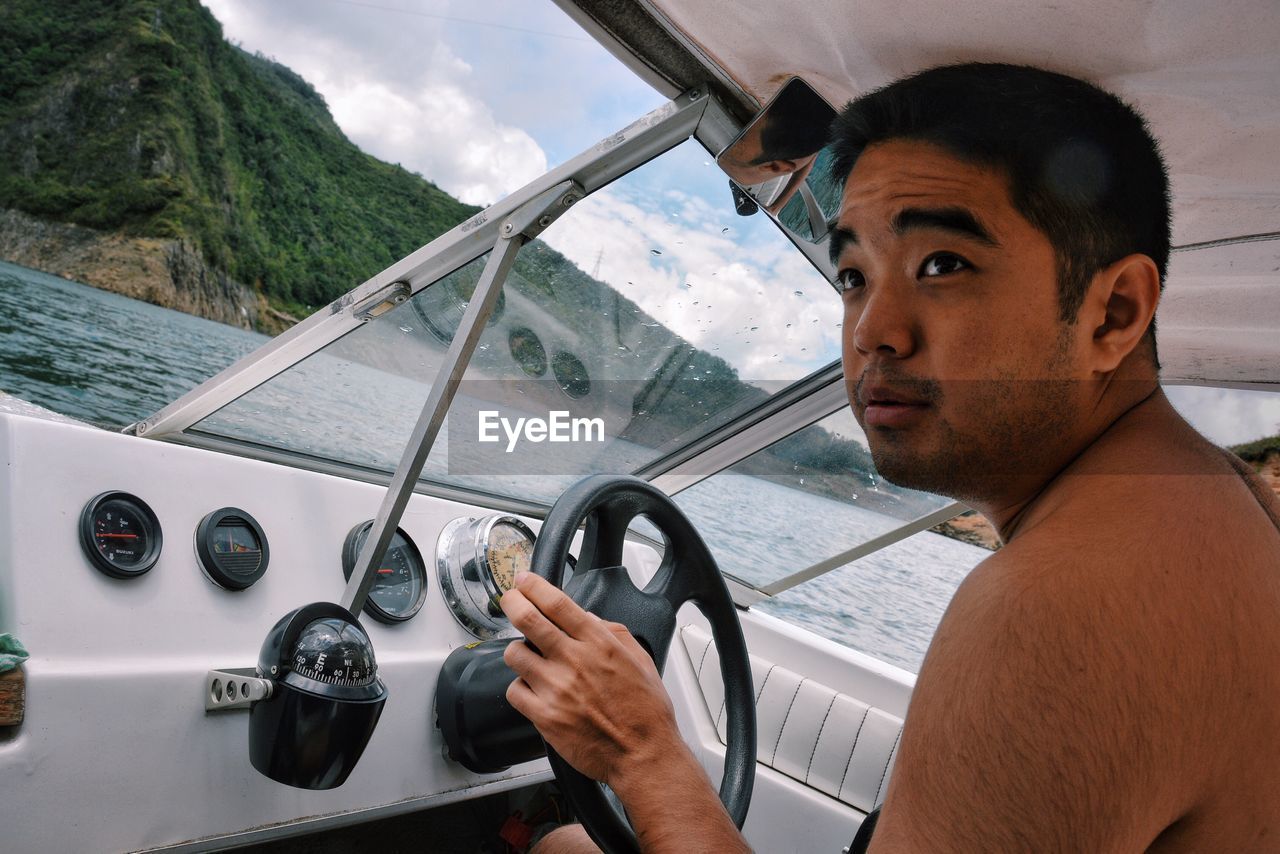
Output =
[{"x1": 0, "y1": 410, "x2": 655, "y2": 852}]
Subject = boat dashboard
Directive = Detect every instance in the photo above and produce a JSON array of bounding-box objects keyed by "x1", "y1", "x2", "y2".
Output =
[
  {"x1": 0, "y1": 402, "x2": 914, "y2": 852},
  {"x1": 0, "y1": 407, "x2": 662, "y2": 850}
]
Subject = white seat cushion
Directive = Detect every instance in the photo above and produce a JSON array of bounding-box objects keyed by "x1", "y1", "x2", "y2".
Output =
[{"x1": 680, "y1": 625, "x2": 902, "y2": 813}]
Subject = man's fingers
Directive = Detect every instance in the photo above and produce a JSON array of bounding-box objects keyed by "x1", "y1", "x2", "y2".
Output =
[
  {"x1": 500, "y1": 587, "x2": 570, "y2": 656},
  {"x1": 505, "y1": 676, "x2": 542, "y2": 723},
  {"x1": 503, "y1": 636, "x2": 552, "y2": 690},
  {"x1": 514, "y1": 572, "x2": 605, "y2": 640}
]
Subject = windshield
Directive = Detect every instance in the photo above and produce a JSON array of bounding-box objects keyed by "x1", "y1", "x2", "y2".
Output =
[{"x1": 190, "y1": 138, "x2": 840, "y2": 503}]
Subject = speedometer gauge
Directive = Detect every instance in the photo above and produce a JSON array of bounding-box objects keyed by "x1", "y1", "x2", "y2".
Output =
[
  {"x1": 436, "y1": 515, "x2": 536, "y2": 639},
  {"x1": 79, "y1": 491, "x2": 162, "y2": 579},
  {"x1": 342, "y1": 522, "x2": 428, "y2": 624}
]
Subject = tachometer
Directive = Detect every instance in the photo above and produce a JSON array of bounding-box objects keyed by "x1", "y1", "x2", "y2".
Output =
[
  {"x1": 79, "y1": 491, "x2": 162, "y2": 579},
  {"x1": 341, "y1": 522, "x2": 428, "y2": 624},
  {"x1": 436, "y1": 515, "x2": 536, "y2": 639}
]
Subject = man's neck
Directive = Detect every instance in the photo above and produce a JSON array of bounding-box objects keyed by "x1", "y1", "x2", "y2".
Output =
[{"x1": 973, "y1": 375, "x2": 1164, "y2": 543}]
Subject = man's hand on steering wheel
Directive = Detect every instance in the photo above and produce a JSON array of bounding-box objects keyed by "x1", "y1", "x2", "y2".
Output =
[
  {"x1": 500, "y1": 570, "x2": 750, "y2": 853},
  {"x1": 501, "y1": 571, "x2": 684, "y2": 791}
]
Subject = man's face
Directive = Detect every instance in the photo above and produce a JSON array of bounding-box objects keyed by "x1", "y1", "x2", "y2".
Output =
[{"x1": 833, "y1": 140, "x2": 1087, "y2": 502}]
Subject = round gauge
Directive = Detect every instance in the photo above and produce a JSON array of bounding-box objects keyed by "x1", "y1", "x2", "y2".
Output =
[
  {"x1": 79, "y1": 491, "x2": 163, "y2": 579},
  {"x1": 342, "y1": 522, "x2": 428, "y2": 624},
  {"x1": 436, "y1": 515, "x2": 536, "y2": 639},
  {"x1": 196, "y1": 507, "x2": 269, "y2": 590}
]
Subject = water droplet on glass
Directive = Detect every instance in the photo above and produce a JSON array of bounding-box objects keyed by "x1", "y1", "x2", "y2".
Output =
[
  {"x1": 721, "y1": 227, "x2": 730, "y2": 234},
  {"x1": 793, "y1": 290, "x2": 804, "y2": 296},
  {"x1": 750, "y1": 326, "x2": 759, "y2": 331},
  {"x1": 852, "y1": 493, "x2": 859, "y2": 500},
  {"x1": 681, "y1": 282, "x2": 693, "y2": 290},
  {"x1": 799, "y1": 478, "x2": 805, "y2": 485},
  {"x1": 398, "y1": 325, "x2": 413, "y2": 333},
  {"x1": 786, "y1": 323, "x2": 792, "y2": 328},
  {"x1": 650, "y1": 249, "x2": 662, "y2": 256}
]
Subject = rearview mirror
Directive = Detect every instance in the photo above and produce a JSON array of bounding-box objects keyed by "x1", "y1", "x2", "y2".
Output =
[{"x1": 716, "y1": 77, "x2": 839, "y2": 240}]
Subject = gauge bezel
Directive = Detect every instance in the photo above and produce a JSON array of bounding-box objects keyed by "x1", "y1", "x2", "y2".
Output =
[
  {"x1": 341, "y1": 522, "x2": 428, "y2": 625},
  {"x1": 79, "y1": 491, "x2": 163, "y2": 579},
  {"x1": 195, "y1": 507, "x2": 269, "y2": 591},
  {"x1": 436, "y1": 515, "x2": 536, "y2": 639}
]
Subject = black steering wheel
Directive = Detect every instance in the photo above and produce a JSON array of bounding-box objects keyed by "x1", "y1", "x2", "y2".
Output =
[{"x1": 527, "y1": 474, "x2": 756, "y2": 854}]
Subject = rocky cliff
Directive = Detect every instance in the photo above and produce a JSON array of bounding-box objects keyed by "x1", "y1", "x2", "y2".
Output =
[{"x1": 0, "y1": 208, "x2": 295, "y2": 333}]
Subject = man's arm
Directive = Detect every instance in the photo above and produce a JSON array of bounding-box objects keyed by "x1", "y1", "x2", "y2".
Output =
[
  {"x1": 869, "y1": 544, "x2": 1200, "y2": 853},
  {"x1": 500, "y1": 571, "x2": 750, "y2": 853}
]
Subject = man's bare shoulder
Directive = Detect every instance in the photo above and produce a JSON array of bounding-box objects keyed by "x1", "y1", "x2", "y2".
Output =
[
  {"x1": 880, "y1": 424, "x2": 1280, "y2": 851},
  {"x1": 875, "y1": 536, "x2": 1199, "y2": 851}
]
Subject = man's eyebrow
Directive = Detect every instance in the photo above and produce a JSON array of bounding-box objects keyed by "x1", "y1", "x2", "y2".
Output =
[
  {"x1": 828, "y1": 225, "x2": 858, "y2": 266},
  {"x1": 893, "y1": 207, "x2": 1000, "y2": 247}
]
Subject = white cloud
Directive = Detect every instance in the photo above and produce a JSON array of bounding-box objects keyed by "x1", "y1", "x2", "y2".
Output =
[
  {"x1": 1166, "y1": 385, "x2": 1280, "y2": 446},
  {"x1": 540, "y1": 185, "x2": 840, "y2": 383},
  {"x1": 201, "y1": 0, "x2": 547, "y2": 205}
]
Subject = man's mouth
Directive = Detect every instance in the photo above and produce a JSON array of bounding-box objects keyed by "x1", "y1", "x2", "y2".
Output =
[{"x1": 859, "y1": 383, "x2": 933, "y2": 428}]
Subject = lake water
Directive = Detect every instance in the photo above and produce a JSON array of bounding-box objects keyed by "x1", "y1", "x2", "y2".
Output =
[{"x1": 0, "y1": 260, "x2": 988, "y2": 671}]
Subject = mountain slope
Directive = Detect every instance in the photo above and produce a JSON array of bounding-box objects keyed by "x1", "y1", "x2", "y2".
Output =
[{"x1": 0, "y1": 0, "x2": 477, "y2": 313}]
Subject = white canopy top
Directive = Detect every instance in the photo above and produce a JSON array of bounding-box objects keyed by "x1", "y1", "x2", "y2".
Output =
[{"x1": 564, "y1": 0, "x2": 1280, "y2": 387}]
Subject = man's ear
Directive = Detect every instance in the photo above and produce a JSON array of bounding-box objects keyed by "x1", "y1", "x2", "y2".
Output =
[{"x1": 1085, "y1": 253, "x2": 1161, "y2": 374}]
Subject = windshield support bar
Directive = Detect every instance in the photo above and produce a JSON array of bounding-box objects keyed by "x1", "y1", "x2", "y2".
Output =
[
  {"x1": 340, "y1": 181, "x2": 583, "y2": 616},
  {"x1": 740, "y1": 501, "x2": 969, "y2": 603}
]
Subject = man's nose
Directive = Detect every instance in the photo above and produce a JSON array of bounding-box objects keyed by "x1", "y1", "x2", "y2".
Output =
[{"x1": 849, "y1": 284, "x2": 916, "y2": 359}]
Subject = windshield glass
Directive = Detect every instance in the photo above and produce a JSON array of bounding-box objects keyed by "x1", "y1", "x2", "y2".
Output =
[
  {"x1": 190, "y1": 138, "x2": 840, "y2": 501},
  {"x1": 672, "y1": 407, "x2": 992, "y2": 670}
]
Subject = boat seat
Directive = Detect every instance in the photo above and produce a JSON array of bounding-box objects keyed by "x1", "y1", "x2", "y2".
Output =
[{"x1": 680, "y1": 625, "x2": 901, "y2": 814}]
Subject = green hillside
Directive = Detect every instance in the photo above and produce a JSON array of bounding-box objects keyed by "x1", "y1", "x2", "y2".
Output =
[
  {"x1": 1231, "y1": 433, "x2": 1280, "y2": 463},
  {"x1": 0, "y1": 0, "x2": 477, "y2": 313}
]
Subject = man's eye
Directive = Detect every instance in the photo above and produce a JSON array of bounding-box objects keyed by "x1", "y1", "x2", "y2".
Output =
[
  {"x1": 836, "y1": 268, "x2": 865, "y2": 293},
  {"x1": 919, "y1": 253, "x2": 970, "y2": 277}
]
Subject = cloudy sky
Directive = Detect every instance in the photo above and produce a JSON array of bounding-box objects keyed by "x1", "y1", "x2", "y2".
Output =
[{"x1": 199, "y1": 0, "x2": 1278, "y2": 445}]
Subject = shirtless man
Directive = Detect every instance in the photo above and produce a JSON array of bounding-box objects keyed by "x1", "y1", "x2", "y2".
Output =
[{"x1": 500, "y1": 63, "x2": 1280, "y2": 852}]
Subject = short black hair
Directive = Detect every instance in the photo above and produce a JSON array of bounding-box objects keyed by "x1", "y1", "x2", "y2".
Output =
[{"x1": 829, "y1": 63, "x2": 1170, "y2": 354}]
